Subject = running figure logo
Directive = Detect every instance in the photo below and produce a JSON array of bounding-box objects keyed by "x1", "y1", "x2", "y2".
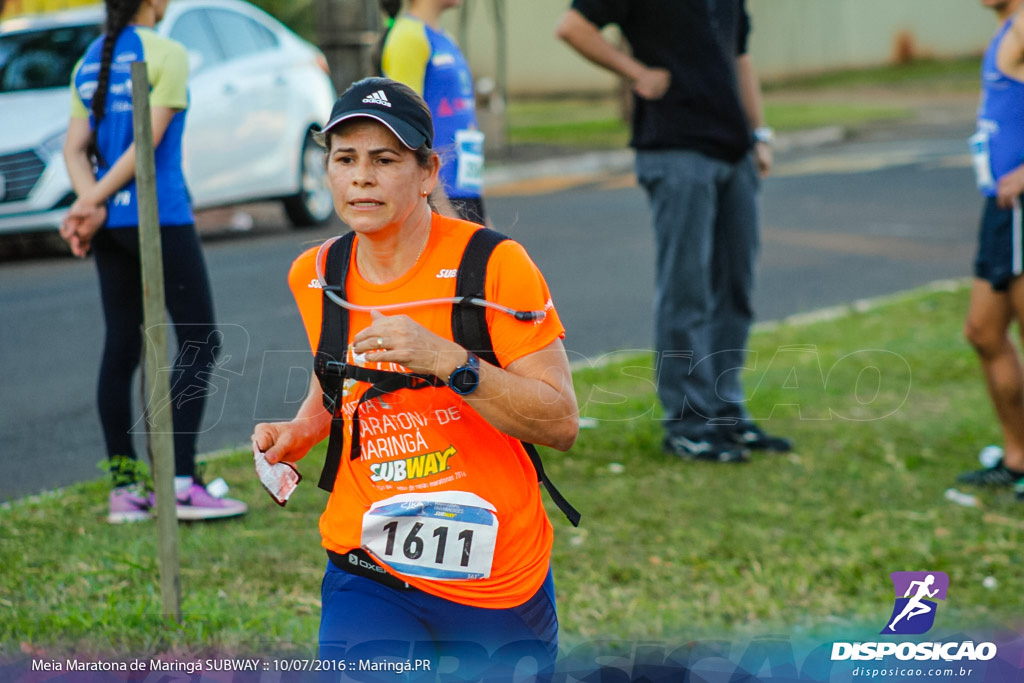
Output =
[{"x1": 881, "y1": 571, "x2": 949, "y2": 635}]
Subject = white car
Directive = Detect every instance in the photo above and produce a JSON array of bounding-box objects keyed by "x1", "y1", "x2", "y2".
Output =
[{"x1": 0, "y1": 0, "x2": 337, "y2": 235}]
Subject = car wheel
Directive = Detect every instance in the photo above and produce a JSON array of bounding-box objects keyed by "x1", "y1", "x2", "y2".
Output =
[{"x1": 283, "y1": 130, "x2": 333, "y2": 228}]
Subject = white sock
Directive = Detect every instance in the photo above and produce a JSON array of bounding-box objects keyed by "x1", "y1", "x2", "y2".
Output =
[{"x1": 174, "y1": 476, "x2": 194, "y2": 494}]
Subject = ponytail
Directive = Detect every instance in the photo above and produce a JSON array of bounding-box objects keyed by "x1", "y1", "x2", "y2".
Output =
[
  {"x1": 372, "y1": 0, "x2": 402, "y2": 77},
  {"x1": 87, "y1": 0, "x2": 145, "y2": 166}
]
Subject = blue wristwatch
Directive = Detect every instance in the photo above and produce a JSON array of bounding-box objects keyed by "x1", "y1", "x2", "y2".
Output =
[{"x1": 448, "y1": 352, "x2": 480, "y2": 395}]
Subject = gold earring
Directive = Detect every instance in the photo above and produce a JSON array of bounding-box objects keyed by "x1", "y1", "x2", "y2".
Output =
[{"x1": 421, "y1": 190, "x2": 429, "y2": 198}]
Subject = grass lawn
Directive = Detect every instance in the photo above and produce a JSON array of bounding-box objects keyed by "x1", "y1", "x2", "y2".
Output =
[
  {"x1": 506, "y1": 98, "x2": 909, "y2": 149},
  {"x1": 506, "y1": 97, "x2": 632, "y2": 149},
  {"x1": 762, "y1": 56, "x2": 983, "y2": 95},
  {"x1": 505, "y1": 57, "x2": 981, "y2": 149},
  {"x1": 3, "y1": 281, "x2": 1021, "y2": 662}
]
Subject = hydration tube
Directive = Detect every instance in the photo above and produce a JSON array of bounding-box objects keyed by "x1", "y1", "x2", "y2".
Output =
[{"x1": 314, "y1": 235, "x2": 547, "y2": 322}]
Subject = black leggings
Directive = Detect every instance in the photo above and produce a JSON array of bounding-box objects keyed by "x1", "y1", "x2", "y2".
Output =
[{"x1": 91, "y1": 225, "x2": 218, "y2": 481}]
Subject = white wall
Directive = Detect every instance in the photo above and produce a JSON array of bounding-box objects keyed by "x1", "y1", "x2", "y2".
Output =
[
  {"x1": 449, "y1": 0, "x2": 996, "y2": 98},
  {"x1": 747, "y1": 0, "x2": 994, "y2": 81}
]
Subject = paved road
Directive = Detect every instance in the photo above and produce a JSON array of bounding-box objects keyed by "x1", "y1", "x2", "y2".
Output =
[
  {"x1": 0, "y1": 126, "x2": 980, "y2": 501},
  {"x1": 489, "y1": 133, "x2": 977, "y2": 360}
]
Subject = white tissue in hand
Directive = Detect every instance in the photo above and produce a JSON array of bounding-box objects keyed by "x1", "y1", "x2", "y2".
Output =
[{"x1": 253, "y1": 443, "x2": 301, "y2": 505}]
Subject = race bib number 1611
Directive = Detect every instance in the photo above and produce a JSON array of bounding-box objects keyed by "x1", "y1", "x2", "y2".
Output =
[{"x1": 361, "y1": 492, "x2": 498, "y2": 581}]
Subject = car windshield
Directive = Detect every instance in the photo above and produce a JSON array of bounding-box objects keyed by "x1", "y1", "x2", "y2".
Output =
[{"x1": 0, "y1": 23, "x2": 101, "y2": 93}]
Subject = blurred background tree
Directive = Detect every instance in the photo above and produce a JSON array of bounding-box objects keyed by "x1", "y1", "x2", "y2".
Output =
[
  {"x1": 250, "y1": 0, "x2": 380, "y2": 95},
  {"x1": 250, "y1": 0, "x2": 317, "y2": 42}
]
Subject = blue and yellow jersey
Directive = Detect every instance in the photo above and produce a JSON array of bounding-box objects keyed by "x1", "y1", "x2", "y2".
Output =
[
  {"x1": 382, "y1": 16, "x2": 481, "y2": 200},
  {"x1": 70, "y1": 25, "x2": 192, "y2": 227}
]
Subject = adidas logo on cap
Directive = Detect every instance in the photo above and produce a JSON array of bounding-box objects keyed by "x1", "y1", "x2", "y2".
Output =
[{"x1": 361, "y1": 90, "x2": 391, "y2": 107}]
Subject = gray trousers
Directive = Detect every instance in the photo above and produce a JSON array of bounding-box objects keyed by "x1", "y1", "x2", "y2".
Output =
[{"x1": 635, "y1": 149, "x2": 761, "y2": 440}]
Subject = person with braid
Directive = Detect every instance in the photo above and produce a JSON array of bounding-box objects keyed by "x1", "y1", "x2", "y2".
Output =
[
  {"x1": 377, "y1": 0, "x2": 487, "y2": 225},
  {"x1": 61, "y1": 0, "x2": 246, "y2": 523}
]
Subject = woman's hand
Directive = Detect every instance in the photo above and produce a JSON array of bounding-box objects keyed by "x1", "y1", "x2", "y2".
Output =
[
  {"x1": 59, "y1": 200, "x2": 106, "y2": 257},
  {"x1": 252, "y1": 420, "x2": 321, "y2": 465},
  {"x1": 352, "y1": 310, "x2": 467, "y2": 380},
  {"x1": 355, "y1": 311, "x2": 578, "y2": 451},
  {"x1": 252, "y1": 376, "x2": 333, "y2": 464}
]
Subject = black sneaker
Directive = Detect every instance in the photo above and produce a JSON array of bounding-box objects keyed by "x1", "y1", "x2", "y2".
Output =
[
  {"x1": 956, "y1": 459, "x2": 1024, "y2": 487},
  {"x1": 663, "y1": 435, "x2": 750, "y2": 463},
  {"x1": 728, "y1": 423, "x2": 793, "y2": 452}
]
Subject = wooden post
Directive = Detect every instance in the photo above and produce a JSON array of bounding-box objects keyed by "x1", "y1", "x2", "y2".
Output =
[
  {"x1": 131, "y1": 60, "x2": 182, "y2": 623},
  {"x1": 314, "y1": 0, "x2": 380, "y2": 93}
]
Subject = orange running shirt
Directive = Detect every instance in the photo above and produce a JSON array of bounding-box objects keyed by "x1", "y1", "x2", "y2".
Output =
[{"x1": 288, "y1": 213, "x2": 565, "y2": 609}]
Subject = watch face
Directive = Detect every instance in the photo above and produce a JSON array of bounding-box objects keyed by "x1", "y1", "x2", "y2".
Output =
[
  {"x1": 449, "y1": 354, "x2": 480, "y2": 395},
  {"x1": 450, "y1": 366, "x2": 479, "y2": 394}
]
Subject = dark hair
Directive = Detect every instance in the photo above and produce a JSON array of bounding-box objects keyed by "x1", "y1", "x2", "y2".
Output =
[
  {"x1": 88, "y1": 0, "x2": 146, "y2": 165},
  {"x1": 371, "y1": 0, "x2": 403, "y2": 76}
]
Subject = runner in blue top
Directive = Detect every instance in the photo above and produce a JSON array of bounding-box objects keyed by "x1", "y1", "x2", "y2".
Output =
[
  {"x1": 61, "y1": 0, "x2": 246, "y2": 523},
  {"x1": 379, "y1": 0, "x2": 487, "y2": 225},
  {"x1": 69, "y1": 19, "x2": 190, "y2": 227},
  {"x1": 973, "y1": 10, "x2": 1024, "y2": 199},
  {"x1": 957, "y1": 0, "x2": 1024, "y2": 495}
]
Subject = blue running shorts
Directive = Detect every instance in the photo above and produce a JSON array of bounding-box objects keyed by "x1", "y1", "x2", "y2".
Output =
[
  {"x1": 975, "y1": 195, "x2": 1024, "y2": 291},
  {"x1": 317, "y1": 559, "x2": 558, "y2": 682}
]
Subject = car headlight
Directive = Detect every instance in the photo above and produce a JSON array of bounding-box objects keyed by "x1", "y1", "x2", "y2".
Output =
[{"x1": 36, "y1": 130, "x2": 67, "y2": 161}]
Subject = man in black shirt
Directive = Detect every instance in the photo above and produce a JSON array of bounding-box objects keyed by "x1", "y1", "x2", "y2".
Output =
[{"x1": 557, "y1": 0, "x2": 792, "y2": 462}]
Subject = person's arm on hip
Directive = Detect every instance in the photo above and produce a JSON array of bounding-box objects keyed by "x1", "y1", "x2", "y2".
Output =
[{"x1": 555, "y1": 9, "x2": 669, "y2": 100}]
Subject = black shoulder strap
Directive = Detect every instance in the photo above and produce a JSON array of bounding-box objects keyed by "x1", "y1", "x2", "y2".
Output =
[
  {"x1": 315, "y1": 232, "x2": 355, "y2": 492},
  {"x1": 453, "y1": 228, "x2": 581, "y2": 527},
  {"x1": 523, "y1": 443, "x2": 581, "y2": 527},
  {"x1": 452, "y1": 227, "x2": 507, "y2": 368},
  {"x1": 317, "y1": 232, "x2": 356, "y2": 364}
]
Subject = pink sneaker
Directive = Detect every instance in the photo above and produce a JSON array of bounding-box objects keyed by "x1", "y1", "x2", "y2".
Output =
[
  {"x1": 175, "y1": 481, "x2": 247, "y2": 521},
  {"x1": 108, "y1": 485, "x2": 152, "y2": 524}
]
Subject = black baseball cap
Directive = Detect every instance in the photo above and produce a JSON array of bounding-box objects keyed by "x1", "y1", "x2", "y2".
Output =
[{"x1": 321, "y1": 77, "x2": 434, "y2": 150}]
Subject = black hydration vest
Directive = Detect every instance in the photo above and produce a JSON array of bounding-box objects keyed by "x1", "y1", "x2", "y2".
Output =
[{"x1": 312, "y1": 228, "x2": 581, "y2": 527}]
